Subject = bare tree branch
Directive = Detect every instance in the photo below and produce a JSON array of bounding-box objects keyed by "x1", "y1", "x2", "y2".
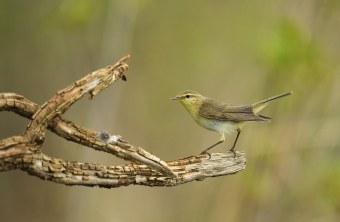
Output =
[
  {"x1": 0, "y1": 55, "x2": 246, "y2": 188},
  {"x1": 3, "y1": 152, "x2": 245, "y2": 187}
]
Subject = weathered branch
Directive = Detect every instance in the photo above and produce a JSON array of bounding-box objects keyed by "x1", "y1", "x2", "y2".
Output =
[
  {"x1": 3, "y1": 152, "x2": 245, "y2": 187},
  {"x1": 0, "y1": 55, "x2": 246, "y2": 188}
]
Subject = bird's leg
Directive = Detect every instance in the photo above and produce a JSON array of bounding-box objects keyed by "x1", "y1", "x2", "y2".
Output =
[
  {"x1": 200, "y1": 134, "x2": 225, "y2": 158},
  {"x1": 229, "y1": 129, "x2": 241, "y2": 157}
]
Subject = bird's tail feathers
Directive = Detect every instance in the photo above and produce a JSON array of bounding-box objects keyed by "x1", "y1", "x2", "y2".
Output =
[
  {"x1": 252, "y1": 92, "x2": 292, "y2": 113},
  {"x1": 258, "y1": 114, "x2": 271, "y2": 121}
]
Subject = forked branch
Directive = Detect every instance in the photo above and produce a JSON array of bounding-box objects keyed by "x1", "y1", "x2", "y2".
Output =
[{"x1": 0, "y1": 55, "x2": 246, "y2": 188}]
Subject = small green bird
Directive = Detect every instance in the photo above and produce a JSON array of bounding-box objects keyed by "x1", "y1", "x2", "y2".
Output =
[{"x1": 171, "y1": 90, "x2": 292, "y2": 157}]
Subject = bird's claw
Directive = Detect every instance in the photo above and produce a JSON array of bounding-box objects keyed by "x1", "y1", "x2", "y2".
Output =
[
  {"x1": 200, "y1": 151, "x2": 211, "y2": 159},
  {"x1": 229, "y1": 149, "x2": 236, "y2": 158}
]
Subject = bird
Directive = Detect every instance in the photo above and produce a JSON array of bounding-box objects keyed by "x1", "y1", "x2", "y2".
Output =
[{"x1": 171, "y1": 90, "x2": 292, "y2": 157}]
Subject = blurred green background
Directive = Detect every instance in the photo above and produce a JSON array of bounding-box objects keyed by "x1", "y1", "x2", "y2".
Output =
[{"x1": 1, "y1": 0, "x2": 339, "y2": 221}]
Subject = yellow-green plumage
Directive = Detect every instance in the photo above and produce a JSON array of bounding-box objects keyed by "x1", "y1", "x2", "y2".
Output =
[{"x1": 172, "y1": 90, "x2": 292, "y2": 156}]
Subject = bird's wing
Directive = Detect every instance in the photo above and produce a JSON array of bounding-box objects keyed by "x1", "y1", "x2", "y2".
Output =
[{"x1": 199, "y1": 99, "x2": 270, "y2": 122}]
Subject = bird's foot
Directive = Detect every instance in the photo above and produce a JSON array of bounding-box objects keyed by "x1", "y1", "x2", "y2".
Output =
[
  {"x1": 229, "y1": 149, "x2": 236, "y2": 158},
  {"x1": 200, "y1": 151, "x2": 211, "y2": 159}
]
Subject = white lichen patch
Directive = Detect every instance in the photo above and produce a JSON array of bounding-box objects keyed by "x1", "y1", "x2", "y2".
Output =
[
  {"x1": 97, "y1": 131, "x2": 121, "y2": 143},
  {"x1": 87, "y1": 79, "x2": 100, "y2": 90},
  {"x1": 135, "y1": 175, "x2": 147, "y2": 183},
  {"x1": 33, "y1": 160, "x2": 43, "y2": 169},
  {"x1": 108, "y1": 135, "x2": 119, "y2": 143},
  {"x1": 74, "y1": 175, "x2": 83, "y2": 181}
]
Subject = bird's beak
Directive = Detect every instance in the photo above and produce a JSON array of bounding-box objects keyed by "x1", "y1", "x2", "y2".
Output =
[{"x1": 170, "y1": 96, "x2": 179, "y2": 100}]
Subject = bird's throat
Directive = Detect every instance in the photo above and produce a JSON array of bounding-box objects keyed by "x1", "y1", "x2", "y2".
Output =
[{"x1": 180, "y1": 100, "x2": 202, "y2": 120}]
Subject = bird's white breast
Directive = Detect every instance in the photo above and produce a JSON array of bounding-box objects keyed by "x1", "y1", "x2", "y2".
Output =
[{"x1": 196, "y1": 117, "x2": 245, "y2": 135}]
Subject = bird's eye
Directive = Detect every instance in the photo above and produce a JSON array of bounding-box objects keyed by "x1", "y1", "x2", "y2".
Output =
[{"x1": 185, "y1": 95, "x2": 190, "y2": 99}]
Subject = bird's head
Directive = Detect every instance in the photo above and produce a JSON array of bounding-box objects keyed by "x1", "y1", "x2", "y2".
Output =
[{"x1": 171, "y1": 90, "x2": 204, "y2": 112}]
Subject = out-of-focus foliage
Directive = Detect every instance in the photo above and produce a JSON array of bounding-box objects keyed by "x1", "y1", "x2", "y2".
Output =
[
  {"x1": 0, "y1": 0, "x2": 339, "y2": 222},
  {"x1": 259, "y1": 19, "x2": 318, "y2": 71}
]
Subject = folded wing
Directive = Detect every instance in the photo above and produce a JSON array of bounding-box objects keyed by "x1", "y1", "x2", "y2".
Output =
[{"x1": 199, "y1": 98, "x2": 270, "y2": 122}]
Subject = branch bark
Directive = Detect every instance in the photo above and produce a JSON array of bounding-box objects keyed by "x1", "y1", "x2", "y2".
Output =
[{"x1": 0, "y1": 55, "x2": 246, "y2": 188}]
